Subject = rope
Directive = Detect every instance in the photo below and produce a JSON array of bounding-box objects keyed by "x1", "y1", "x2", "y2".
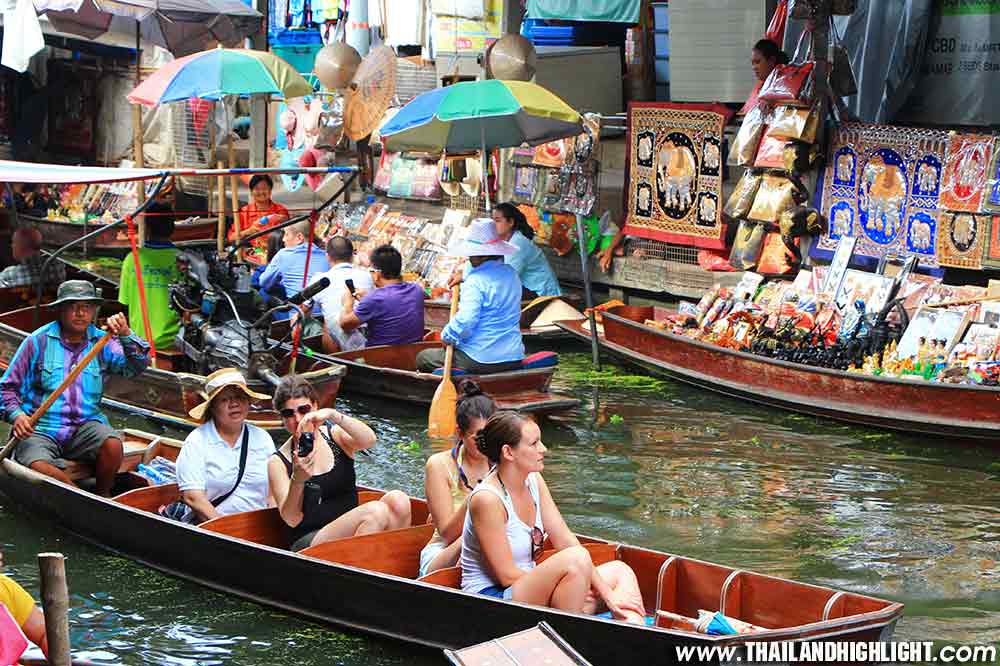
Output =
[
  {"x1": 289, "y1": 211, "x2": 319, "y2": 374},
  {"x1": 125, "y1": 215, "x2": 157, "y2": 362}
]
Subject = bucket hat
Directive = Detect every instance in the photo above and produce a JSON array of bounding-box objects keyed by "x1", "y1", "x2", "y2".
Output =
[
  {"x1": 188, "y1": 367, "x2": 271, "y2": 422},
  {"x1": 48, "y1": 280, "x2": 103, "y2": 308},
  {"x1": 448, "y1": 218, "x2": 518, "y2": 257}
]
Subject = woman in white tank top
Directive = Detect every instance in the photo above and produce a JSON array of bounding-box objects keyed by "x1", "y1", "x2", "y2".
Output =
[{"x1": 459, "y1": 412, "x2": 646, "y2": 622}]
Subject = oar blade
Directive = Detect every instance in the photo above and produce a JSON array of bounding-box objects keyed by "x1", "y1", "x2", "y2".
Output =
[{"x1": 428, "y1": 378, "x2": 458, "y2": 439}]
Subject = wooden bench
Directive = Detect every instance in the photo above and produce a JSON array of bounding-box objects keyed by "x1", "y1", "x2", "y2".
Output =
[
  {"x1": 299, "y1": 524, "x2": 435, "y2": 578},
  {"x1": 201, "y1": 507, "x2": 291, "y2": 548},
  {"x1": 113, "y1": 482, "x2": 179, "y2": 513},
  {"x1": 417, "y1": 565, "x2": 461, "y2": 589}
]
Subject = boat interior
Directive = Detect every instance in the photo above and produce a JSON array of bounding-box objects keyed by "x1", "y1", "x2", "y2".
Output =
[
  {"x1": 329, "y1": 341, "x2": 561, "y2": 377},
  {"x1": 99, "y1": 431, "x2": 900, "y2": 641}
]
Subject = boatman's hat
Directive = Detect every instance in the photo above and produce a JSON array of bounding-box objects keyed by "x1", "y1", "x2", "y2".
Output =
[{"x1": 48, "y1": 280, "x2": 103, "y2": 308}]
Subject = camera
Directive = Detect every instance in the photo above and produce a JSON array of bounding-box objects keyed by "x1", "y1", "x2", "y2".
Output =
[{"x1": 297, "y1": 431, "x2": 315, "y2": 458}]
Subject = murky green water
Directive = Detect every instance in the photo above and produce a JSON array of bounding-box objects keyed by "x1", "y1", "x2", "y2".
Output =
[{"x1": 2, "y1": 347, "x2": 999, "y2": 664}]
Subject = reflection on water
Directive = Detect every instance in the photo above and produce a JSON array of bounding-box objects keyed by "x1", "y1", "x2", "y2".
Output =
[{"x1": 1, "y1": 349, "x2": 998, "y2": 663}]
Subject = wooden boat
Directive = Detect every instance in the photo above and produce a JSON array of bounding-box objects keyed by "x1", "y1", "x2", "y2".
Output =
[
  {"x1": 424, "y1": 297, "x2": 585, "y2": 342},
  {"x1": 0, "y1": 304, "x2": 345, "y2": 432},
  {"x1": 0, "y1": 257, "x2": 119, "y2": 312},
  {"x1": 316, "y1": 341, "x2": 580, "y2": 415},
  {"x1": 556, "y1": 305, "x2": 1000, "y2": 442},
  {"x1": 0, "y1": 433, "x2": 904, "y2": 664},
  {"x1": 20, "y1": 214, "x2": 218, "y2": 256}
]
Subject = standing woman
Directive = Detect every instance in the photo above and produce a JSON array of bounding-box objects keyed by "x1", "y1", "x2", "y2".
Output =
[
  {"x1": 230, "y1": 174, "x2": 290, "y2": 263},
  {"x1": 460, "y1": 412, "x2": 646, "y2": 622},
  {"x1": 419, "y1": 381, "x2": 496, "y2": 576},
  {"x1": 744, "y1": 39, "x2": 789, "y2": 113},
  {"x1": 492, "y1": 202, "x2": 561, "y2": 299},
  {"x1": 269, "y1": 375, "x2": 411, "y2": 551}
]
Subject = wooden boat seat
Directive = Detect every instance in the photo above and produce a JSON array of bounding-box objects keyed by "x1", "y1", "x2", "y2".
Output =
[
  {"x1": 114, "y1": 483, "x2": 179, "y2": 513},
  {"x1": 417, "y1": 565, "x2": 461, "y2": 589},
  {"x1": 536, "y1": 542, "x2": 619, "y2": 567},
  {"x1": 59, "y1": 435, "x2": 162, "y2": 482},
  {"x1": 152, "y1": 347, "x2": 185, "y2": 371},
  {"x1": 298, "y1": 524, "x2": 435, "y2": 578},
  {"x1": 201, "y1": 508, "x2": 291, "y2": 548},
  {"x1": 655, "y1": 556, "x2": 734, "y2": 619},
  {"x1": 358, "y1": 489, "x2": 430, "y2": 526}
]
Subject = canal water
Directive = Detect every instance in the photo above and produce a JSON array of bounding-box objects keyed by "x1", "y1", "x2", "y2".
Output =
[{"x1": 1, "y1": 349, "x2": 998, "y2": 664}]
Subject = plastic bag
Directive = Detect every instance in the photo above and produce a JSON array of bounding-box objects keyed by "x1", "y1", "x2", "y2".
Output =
[
  {"x1": 729, "y1": 220, "x2": 767, "y2": 271},
  {"x1": 728, "y1": 105, "x2": 767, "y2": 166},
  {"x1": 765, "y1": 0, "x2": 788, "y2": 43},
  {"x1": 749, "y1": 174, "x2": 796, "y2": 222},
  {"x1": 766, "y1": 105, "x2": 818, "y2": 142},
  {"x1": 724, "y1": 170, "x2": 763, "y2": 220},
  {"x1": 698, "y1": 249, "x2": 737, "y2": 272}
]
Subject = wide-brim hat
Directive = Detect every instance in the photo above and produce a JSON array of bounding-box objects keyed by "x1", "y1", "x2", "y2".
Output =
[
  {"x1": 448, "y1": 217, "x2": 518, "y2": 257},
  {"x1": 48, "y1": 280, "x2": 103, "y2": 308},
  {"x1": 188, "y1": 368, "x2": 271, "y2": 422}
]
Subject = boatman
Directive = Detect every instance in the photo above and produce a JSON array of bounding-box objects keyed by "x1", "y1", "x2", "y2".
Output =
[
  {"x1": 415, "y1": 218, "x2": 525, "y2": 375},
  {"x1": 0, "y1": 280, "x2": 150, "y2": 496},
  {"x1": 0, "y1": 227, "x2": 66, "y2": 289}
]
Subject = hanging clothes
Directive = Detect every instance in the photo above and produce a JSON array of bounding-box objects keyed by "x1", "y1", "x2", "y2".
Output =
[{"x1": 384, "y1": 0, "x2": 423, "y2": 47}]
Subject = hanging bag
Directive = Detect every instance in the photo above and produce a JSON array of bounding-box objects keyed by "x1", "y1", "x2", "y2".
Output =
[
  {"x1": 758, "y1": 29, "x2": 815, "y2": 106},
  {"x1": 159, "y1": 427, "x2": 250, "y2": 524},
  {"x1": 829, "y1": 18, "x2": 858, "y2": 97},
  {"x1": 729, "y1": 219, "x2": 767, "y2": 271}
]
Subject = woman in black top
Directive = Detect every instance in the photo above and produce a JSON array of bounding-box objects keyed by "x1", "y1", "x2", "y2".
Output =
[{"x1": 268, "y1": 376, "x2": 412, "y2": 551}]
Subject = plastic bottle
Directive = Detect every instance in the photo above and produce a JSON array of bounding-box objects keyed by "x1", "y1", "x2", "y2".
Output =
[{"x1": 136, "y1": 463, "x2": 167, "y2": 485}]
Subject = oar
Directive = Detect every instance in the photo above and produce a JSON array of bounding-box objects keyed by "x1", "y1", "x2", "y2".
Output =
[
  {"x1": 0, "y1": 334, "x2": 113, "y2": 463},
  {"x1": 428, "y1": 285, "x2": 460, "y2": 439}
]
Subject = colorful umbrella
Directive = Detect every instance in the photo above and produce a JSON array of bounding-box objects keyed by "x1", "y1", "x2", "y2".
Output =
[
  {"x1": 127, "y1": 47, "x2": 313, "y2": 106},
  {"x1": 378, "y1": 79, "x2": 581, "y2": 153}
]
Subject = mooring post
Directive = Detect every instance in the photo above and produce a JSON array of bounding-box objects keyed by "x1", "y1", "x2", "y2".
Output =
[{"x1": 38, "y1": 552, "x2": 72, "y2": 666}]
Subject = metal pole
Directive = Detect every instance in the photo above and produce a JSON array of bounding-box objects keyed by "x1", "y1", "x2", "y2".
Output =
[
  {"x1": 38, "y1": 552, "x2": 71, "y2": 666},
  {"x1": 574, "y1": 214, "x2": 600, "y2": 368},
  {"x1": 133, "y1": 22, "x2": 146, "y2": 248},
  {"x1": 481, "y1": 124, "x2": 491, "y2": 212}
]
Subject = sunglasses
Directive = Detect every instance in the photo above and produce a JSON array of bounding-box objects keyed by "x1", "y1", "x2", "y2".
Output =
[
  {"x1": 532, "y1": 526, "x2": 546, "y2": 560},
  {"x1": 279, "y1": 404, "x2": 313, "y2": 419}
]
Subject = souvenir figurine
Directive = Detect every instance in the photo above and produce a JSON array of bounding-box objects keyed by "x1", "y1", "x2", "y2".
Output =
[{"x1": 917, "y1": 337, "x2": 931, "y2": 370}]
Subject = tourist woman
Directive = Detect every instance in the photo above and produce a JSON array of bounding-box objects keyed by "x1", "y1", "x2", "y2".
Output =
[
  {"x1": 460, "y1": 411, "x2": 646, "y2": 622},
  {"x1": 492, "y1": 202, "x2": 561, "y2": 299},
  {"x1": 176, "y1": 369, "x2": 275, "y2": 523},
  {"x1": 268, "y1": 375, "x2": 411, "y2": 551},
  {"x1": 419, "y1": 381, "x2": 496, "y2": 576},
  {"x1": 230, "y1": 174, "x2": 290, "y2": 263}
]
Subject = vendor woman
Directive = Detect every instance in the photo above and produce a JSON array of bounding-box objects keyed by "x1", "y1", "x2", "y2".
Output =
[
  {"x1": 743, "y1": 39, "x2": 789, "y2": 113},
  {"x1": 492, "y1": 203, "x2": 561, "y2": 299},
  {"x1": 229, "y1": 174, "x2": 290, "y2": 263}
]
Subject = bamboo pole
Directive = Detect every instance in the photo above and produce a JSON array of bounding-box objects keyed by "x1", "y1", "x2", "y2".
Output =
[
  {"x1": 228, "y1": 114, "x2": 241, "y2": 260},
  {"x1": 38, "y1": 553, "x2": 71, "y2": 666},
  {"x1": 133, "y1": 24, "x2": 145, "y2": 248},
  {"x1": 217, "y1": 159, "x2": 226, "y2": 255}
]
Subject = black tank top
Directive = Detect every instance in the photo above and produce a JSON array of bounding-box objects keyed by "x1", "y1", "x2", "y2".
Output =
[{"x1": 275, "y1": 422, "x2": 358, "y2": 544}]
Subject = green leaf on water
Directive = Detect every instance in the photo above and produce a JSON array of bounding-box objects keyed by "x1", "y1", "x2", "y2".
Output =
[
  {"x1": 609, "y1": 414, "x2": 624, "y2": 424},
  {"x1": 396, "y1": 440, "x2": 421, "y2": 453}
]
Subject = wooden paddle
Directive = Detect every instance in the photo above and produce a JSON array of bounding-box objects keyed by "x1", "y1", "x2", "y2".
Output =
[
  {"x1": 0, "y1": 333, "x2": 113, "y2": 462},
  {"x1": 428, "y1": 285, "x2": 460, "y2": 439}
]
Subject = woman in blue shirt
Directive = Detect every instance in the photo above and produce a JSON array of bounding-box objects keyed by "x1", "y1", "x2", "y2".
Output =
[{"x1": 492, "y1": 203, "x2": 561, "y2": 299}]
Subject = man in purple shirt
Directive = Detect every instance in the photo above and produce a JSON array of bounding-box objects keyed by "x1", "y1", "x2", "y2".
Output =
[
  {"x1": 339, "y1": 245, "x2": 425, "y2": 348},
  {"x1": 0, "y1": 280, "x2": 150, "y2": 496}
]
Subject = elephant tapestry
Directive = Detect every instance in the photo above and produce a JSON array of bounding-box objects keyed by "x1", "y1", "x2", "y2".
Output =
[
  {"x1": 817, "y1": 122, "x2": 951, "y2": 268},
  {"x1": 937, "y1": 211, "x2": 988, "y2": 269},
  {"x1": 624, "y1": 102, "x2": 734, "y2": 249}
]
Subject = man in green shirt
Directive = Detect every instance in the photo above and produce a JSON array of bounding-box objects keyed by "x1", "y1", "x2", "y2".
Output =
[{"x1": 119, "y1": 203, "x2": 181, "y2": 350}]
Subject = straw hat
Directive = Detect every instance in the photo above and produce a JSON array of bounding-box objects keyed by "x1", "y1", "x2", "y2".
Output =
[
  {"x1": 188, "y1": 368, "x2": 271, "y2": 422},
  {"x1": 448, "y1": 218, "x2": 518, "y2": 257}
]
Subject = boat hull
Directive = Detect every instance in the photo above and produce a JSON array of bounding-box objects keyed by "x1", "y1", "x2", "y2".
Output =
[
  {"x1": 0, "y1": 461, "x2": 901, "y2": 664},
  {"x1": 556, "y1": 308, "x2": 1000, "y2": 442},
  {"x1": 424, "y1": 299, "x2": 580, "y2": 343},
  {"x1": 328, "y1": 342, "x2": 580, "y2": 414}
]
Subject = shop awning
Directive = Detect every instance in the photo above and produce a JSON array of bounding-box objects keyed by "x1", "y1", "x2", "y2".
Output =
[
  {"x1": 0, "y1": 160, "x2": 169, "y2": 184},
  {"x1": 525, "y1": 0, "x2": 640, "y2": 23}
]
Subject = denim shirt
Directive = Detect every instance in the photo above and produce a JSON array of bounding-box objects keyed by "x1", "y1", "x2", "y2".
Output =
[
  {"x1": 441, "y1": 260, "x2": 524, "y2": 365},
  {"x1": 258, "y1": 243, "x2": 331, "y2": 319},
  {"x1": 506, "y1": 231, "x2": 561, "y2": 297}
]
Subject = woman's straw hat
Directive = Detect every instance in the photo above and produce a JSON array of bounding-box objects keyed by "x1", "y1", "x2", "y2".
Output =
[
  {"x1": 188, "y1": 368, "x2": 271, "y2": 422},
  {"x1": 448, "y1": 218, "x2": 518, "y2": 257}
]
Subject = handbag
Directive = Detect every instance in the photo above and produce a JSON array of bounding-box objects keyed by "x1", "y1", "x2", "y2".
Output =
[
  {"x1": 729, "y1": 219, "x2": 767, "y2": 271},
  {"x1": 749, "y1": 174, "x2": 797, "y2": 222},
  {"x1": 766, "y1": 105, "x2": 819, "y2": 143},
  {"x1": 754, "y1": 131, "x2": 787, "y2": 169},
  {"x1": 728, "y1": 105, "x2": 767, "y2": 167},
  {"x1": 758, "y1": 30, "x2": 815, "y2": 106},
  {"x1": 829, "y1": 19, "x2": 858, "y2": 97},
  {"x1": 724, "y1": 169, "x2": 763, "y2": 220},
  {"x1": 159, "y1": 427, "x2": 250, "y2": 524}
]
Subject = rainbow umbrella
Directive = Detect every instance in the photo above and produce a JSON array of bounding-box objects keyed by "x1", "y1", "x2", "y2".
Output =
[
  {"x1": 127, "y1": 47, "x2": 313, "y2": 106},
  {"x1": 379, "y1": 79, "x2": 581, "y2": 153}
]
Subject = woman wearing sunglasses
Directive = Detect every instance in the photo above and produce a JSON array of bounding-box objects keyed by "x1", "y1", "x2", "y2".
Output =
[
  {"x1": 268, "y1": 375, "x2": 411, "y2": 551},
  {"x1": 460, "y1": 412, "x2": 645, "y2": 622},
  {"x1": 418, "y1": 380, "x2": 496, "y2": 576}
]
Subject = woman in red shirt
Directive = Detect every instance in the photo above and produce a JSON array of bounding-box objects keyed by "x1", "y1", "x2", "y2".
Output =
[{"x1": 231, "y1": 174, "x2": 290, "y2": 264}]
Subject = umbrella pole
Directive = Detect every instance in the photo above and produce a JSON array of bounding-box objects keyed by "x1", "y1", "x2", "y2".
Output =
[
  {"x1": 132, "y1": 23, "x2": 146, "y2": 248},
  {"x1": 481, "y1": 124, "x2": 491, "y2": 212},
  {"x1": 217, "y1": 157, "x2": 226, "y2": 257},
  {"x1": 209, "y1": 112, "x2": 223, "y2": 254},
  {"x1": 228, "y1": 105, "x2": 242, "y2": 261},
  {"x1": 575, "y1": 213, "x2": 601, "y2": 369}
]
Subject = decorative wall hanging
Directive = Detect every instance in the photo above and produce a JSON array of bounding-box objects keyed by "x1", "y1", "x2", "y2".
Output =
[
  {"x1": 984, "y1": 216, "x2": 1000, "y2": 269},
  {"x1": 937, "y1": 211, "x2": 987, "y2": 269},
  {"x1": 817, "y1": 122, "x2": 950, "y2": 268},
  {"x1": 624, "y1": 102, "x2": 735, "y2": 249},
  {"x1": 983, "y1": 137, "x2": 1000, "y2": 214},
  {"x1": 939, "y1": 133, "x2": 993, "y2": 213}
]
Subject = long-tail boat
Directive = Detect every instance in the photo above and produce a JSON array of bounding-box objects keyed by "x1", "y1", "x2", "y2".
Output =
[
  {"x1": 312, "y1": 341, "x2": 580, "y2": 415},
  {"x1": 14, "y1": 214, "x2": 218, "y2": 255},
  {"x1": 0, "y1": 303, "x2": 345, "y2": 432},
  {"x1": 424, "y1": 296, "x2": 585, "y2": 343},
  {"x1": 0, "y1": 256, "x2": 119, "y2": 312},
  {"x1": 556, "y1": 305, "x2": 1000, "y2": 442},
  {"x1": 0, "y1": 433, "x2": 904, "y2": 664}
]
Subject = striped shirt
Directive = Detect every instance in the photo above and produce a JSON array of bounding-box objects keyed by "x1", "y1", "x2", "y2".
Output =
[{"x1": 0, "y1": 322, "x2": 150, "y2": 444}]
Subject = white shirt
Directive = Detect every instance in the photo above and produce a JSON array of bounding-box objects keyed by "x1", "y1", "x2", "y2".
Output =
[
  {"x1": 176, "y1": 420, "x2": 274, "y2": 516},
  {"x1": 310, "y1": 262, "x2": 375, "y2": 318}
]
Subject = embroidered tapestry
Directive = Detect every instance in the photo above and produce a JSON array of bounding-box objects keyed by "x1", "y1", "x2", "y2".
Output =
[
  {"x1": 936, "y1": 211, "x2": 987, "y2": 269},
  {"x1": 623, "y1": 102, "x2": 734, "y2": 249},
  {"x1": 817, "y1": 122, "x2": 950, "y2": 268},
  {"x1": 983, "y1": 137, "x2": 1000, "y2": 214},
  {"x1": 939, "y1": 133, "x2": 993, "y2": 213},
  {"x1": 984, "y1": 215, "x2": 1000, "y2": 269}
]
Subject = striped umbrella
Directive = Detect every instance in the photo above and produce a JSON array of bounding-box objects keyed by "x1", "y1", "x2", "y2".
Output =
[
  {"x1": 127, "y1": 47, "x2": 313, "y2": 106},
  {"x1": 378, "y1": 79, "x2": 581, "y2": 153}
]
